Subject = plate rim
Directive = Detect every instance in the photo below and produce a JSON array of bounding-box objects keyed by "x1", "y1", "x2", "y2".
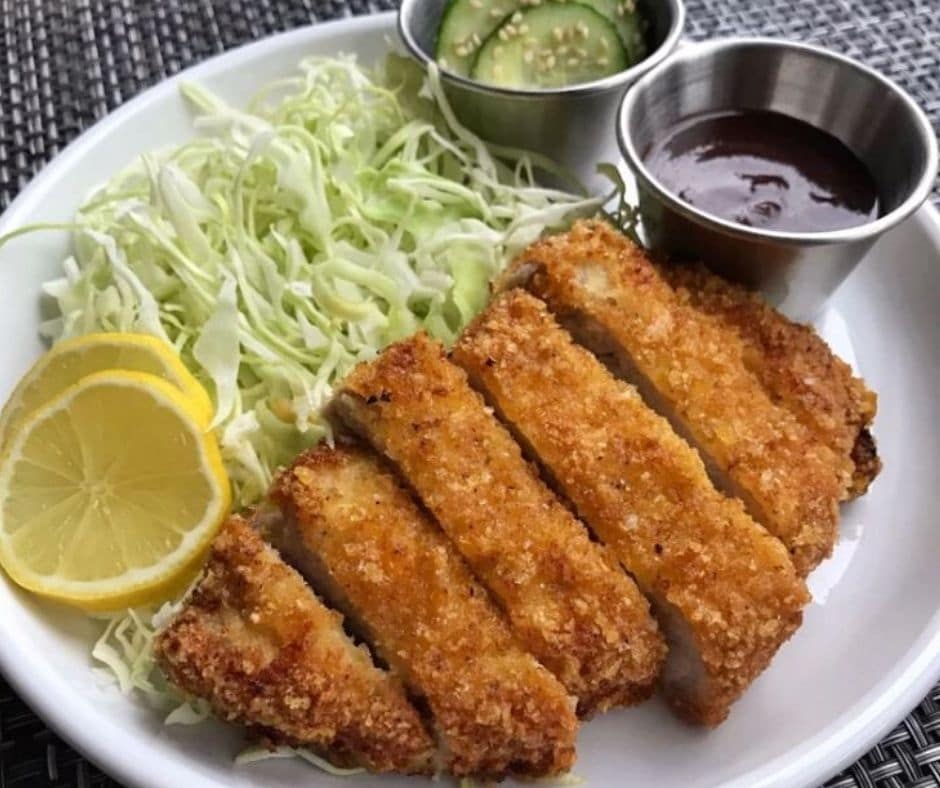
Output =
[{"x1": 0, "y1": 11, "x2": 938, "y2": 788}]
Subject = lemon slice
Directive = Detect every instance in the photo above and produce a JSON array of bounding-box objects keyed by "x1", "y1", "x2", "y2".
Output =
[
  {"x1": 0, "y1": 370, "x2": 230, "y2": 610},
  {"x1": 0, "y1": 333, "x2": 213, "y2": 449}
]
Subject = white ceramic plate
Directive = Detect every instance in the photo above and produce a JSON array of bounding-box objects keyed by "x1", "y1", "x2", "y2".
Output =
[{"x1": 0, "y1": 12, "x2": 938, "y2": 788}]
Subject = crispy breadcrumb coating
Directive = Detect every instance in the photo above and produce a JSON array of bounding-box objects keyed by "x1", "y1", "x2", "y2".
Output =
[
  {"x1": 454, "y1": 290, "x2": 809, "y2": 726},
  {"x1": 269, "y1": 444, "x2": 578, "y2": 779},
  {"x1": 662, "y1": 262, "x2": 880, "y2": 498},
  {"x1": 511, "y1": 220, "x2": 843, "y2": 575},
  {"x1": 334, "y1": 334, "x2": 665, "y2": 716},
  {"x1": 153, "y1": 515, "x2": 434, "y2": 774}
]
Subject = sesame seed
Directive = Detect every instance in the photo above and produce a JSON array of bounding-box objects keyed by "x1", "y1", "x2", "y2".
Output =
[
  {"x1": 438, "y1": 56, "x2": 449, "y2": 67},
  {"x1": 596, "y1": 56, "x2": 609, "y2": 66},
  {"x1": 469, "y1": 0, "x2": 482, "y2": 7},
  {"x1": 567, "y1": 57, "x2": 580, "y2": 67},
  {"x1": 519, "y1": 24, "x2": 529, "y2": 34},
  {"x1": 455, "y1": 44, "x2": 469, "y2": 57},
  {"x1": 489, "y1": 7, "x2": 504, "y2": 17},
  {"x1": 498, "y1": 27, "x2": 510, "y2": 40},
  {"x1": 576, "y1": 47, "x2": 587, "y2": 57},
  {"x1": 552, "y1": 26, "x2": 564, "y2": 42},
  {"x1": 523, "y1": 50, "x2": 534, "y2": 63},
  {"x1": 546, "y1": 54, "x2": 557, "y2": 68},
  {"x1": 599, "y1": 37, "x2": 609, "y2": 50},
  {"x1": 557, "y1": 45, "x2": 569, "y2": 56},
  {"x1": 511, "y1": 10, "x2": 523, "y2": 23}
]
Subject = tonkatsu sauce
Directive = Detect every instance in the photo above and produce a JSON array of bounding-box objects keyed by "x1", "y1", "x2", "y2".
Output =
[{"x1": 643, "y1": 109, "x2": 880, "y2": 233}]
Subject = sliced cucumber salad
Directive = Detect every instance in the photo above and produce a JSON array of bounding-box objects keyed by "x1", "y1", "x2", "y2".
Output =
[
  {"x1": 473, "y1": 4, "x2": 628, "y2": 88},
  {"x1": 435, "y1": 0, "x2": 647, "y2": 88}
]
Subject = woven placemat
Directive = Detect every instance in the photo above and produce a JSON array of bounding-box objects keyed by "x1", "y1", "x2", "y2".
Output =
[{"x1": 0, "y1": 1, "x2": 938, "y2": 786}]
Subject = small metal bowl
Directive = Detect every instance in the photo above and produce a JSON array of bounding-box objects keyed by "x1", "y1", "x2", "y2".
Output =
[
  {"x1": 398, "y1": 0, "x2": 685, "y2": 192},
  {"x1": 617, "y1": 37, "x2": 939, "y2": 320}
]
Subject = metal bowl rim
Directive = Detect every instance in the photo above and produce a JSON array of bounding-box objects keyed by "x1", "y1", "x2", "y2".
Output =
[
  {"x1": 397, "y1": 0, "x2": 686, "y2": 99},
  {"x1": 616, "y1": 36, "x2": 939, "y2": 247}
]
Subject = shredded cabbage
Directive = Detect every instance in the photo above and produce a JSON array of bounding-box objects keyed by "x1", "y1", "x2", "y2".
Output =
[
  {"x1": 235, "y1": 745, "x2": 365, "y2": 776},
  {"x1": 90, "y1": 597, "x2": 207, "y2": 716},
  {"x1": 26, "y1": 53, "x2": 600, "y2": 507}
]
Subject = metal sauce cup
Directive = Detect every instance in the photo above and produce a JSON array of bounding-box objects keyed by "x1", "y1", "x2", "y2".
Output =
[
  {"x1": 399, "y1": 0, "x2": 685, "y2": 192},
  {"x1": 618, "y1": 37, "x2": 938, "y2": 320}
]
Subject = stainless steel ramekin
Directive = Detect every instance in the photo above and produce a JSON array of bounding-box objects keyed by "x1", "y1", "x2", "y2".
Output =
[
  {"x1": 399, "y1": 0, "x2": 685, "y2": 193},
  {"x1": 618, "y1": 37, "x2": 938, "y2": 320}
]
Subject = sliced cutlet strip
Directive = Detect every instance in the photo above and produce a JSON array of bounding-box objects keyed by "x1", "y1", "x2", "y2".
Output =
[
  {"x1": 453, "y1": 289, "x2": 810, "y2": 726},
  {"x1": 333, "y1": 333, "x2": 665, "y2": 716},
  {"x1": 509, "y1": 219, "x2": 843, "y2": 575},
  {"x1": 268, "y1": 444, "x2": 577, "y2": 779},
  {"x1": 153, "y1": 515, "x2": 434, "y2": 774},
  {"x1": 661, "y1": 262, "x2": 881, "y2": 498}
]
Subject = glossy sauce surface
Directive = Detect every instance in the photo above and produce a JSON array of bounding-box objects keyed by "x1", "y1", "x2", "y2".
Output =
[{"x1": 643, "y1": 110, "x2": 881, "y2": 233}]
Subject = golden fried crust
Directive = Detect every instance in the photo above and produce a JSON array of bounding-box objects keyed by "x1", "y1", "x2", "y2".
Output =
[
  {"x1": 454, "y1": 290, "x2": 809, "y2": 726},
  {"x1": 514, "y1": 220, "x2": 843, "y2": 575},
  {"x1": 335, "y1": 334, "x2": 665, "y2": 716},
  {"x1": 662, "y1": 263, "x2": 880, "y2": 498},
  {"x1": 270, "y1": 445, "x2": 578, "y2": 779},
  {"x1": 153, "y1": 516, "x2": 434, "y2": 775}
]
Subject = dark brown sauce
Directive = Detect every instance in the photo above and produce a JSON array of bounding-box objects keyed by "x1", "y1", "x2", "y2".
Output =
[{"x1": 643, "y1": 109, "x2": 880, "y2": 233}]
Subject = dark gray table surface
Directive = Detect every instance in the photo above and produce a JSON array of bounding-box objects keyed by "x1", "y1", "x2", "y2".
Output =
[{"x1": 0, "y1": 1, "x2": 938, "y2": 786}]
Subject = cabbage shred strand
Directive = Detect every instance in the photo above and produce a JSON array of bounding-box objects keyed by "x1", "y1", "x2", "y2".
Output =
[{"x1": 39, "y1": 54, "x2": 598, "y2": 507}]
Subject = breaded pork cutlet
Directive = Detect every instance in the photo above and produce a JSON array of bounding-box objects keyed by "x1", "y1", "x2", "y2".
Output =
[
  {"x1": 153, "y1": 515, "x2": 434, "y2": 774},
  {"x1": 454, "y1": 290, "x2": 809, "y2": 726},
  {"x1": 661, "y1": 263, "x2": 880, "y2": 498},
  {"x1": 333, "y1": 334, "x2": 665, "y2": 716},
  {"x1": 509, "y1": 220, "x2": 843, "y2": 575},
  {"x1": 269, "y1": 444, "x2": 577, "y2": 779}
]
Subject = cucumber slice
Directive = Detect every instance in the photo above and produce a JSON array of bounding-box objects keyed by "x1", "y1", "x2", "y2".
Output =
[
  {"x1": 470, "y1": 3, "x2": 628, "y2": 89},
  {"x1": 435, "y1": 0, "x2": 517, "y2": 76},
  {"x1": 577, "y1": 0, "x2": 647, "y2": 63}
]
